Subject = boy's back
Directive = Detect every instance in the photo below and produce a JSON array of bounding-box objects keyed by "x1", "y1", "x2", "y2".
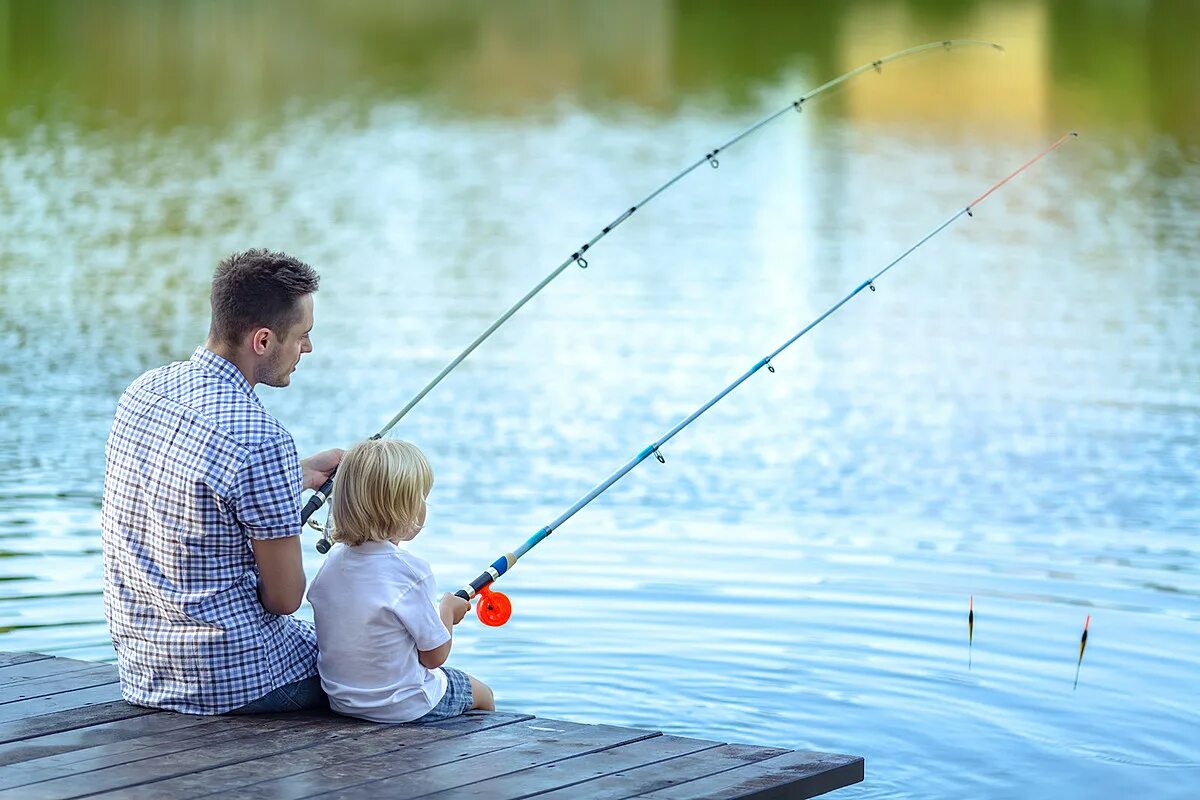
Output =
[{"x1": 308, "y1": 541, "x2": 451, "y2": 722}]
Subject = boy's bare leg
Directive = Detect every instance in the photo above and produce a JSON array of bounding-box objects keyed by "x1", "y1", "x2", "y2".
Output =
[{"x1": 468, "y1": 675, "x2": 495, "y2": 711}]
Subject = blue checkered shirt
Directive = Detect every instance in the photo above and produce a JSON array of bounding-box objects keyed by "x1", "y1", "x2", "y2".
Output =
[{"x1": 102, "y1": 346, "x2": 318, "y2": 714}]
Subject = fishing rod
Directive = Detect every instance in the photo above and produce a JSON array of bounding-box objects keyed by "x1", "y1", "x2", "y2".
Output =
[
  {"x1": 455, "y1": 132, "x2": 1079, "y2": 626},
  {"x1": 306, "y1": 39, "x2": 1005, "y2": 546}
]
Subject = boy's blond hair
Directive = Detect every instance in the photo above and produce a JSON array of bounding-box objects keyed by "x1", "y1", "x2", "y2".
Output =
[{"x1": 329, "y1": 439, "x2": 433, "y2": 546}]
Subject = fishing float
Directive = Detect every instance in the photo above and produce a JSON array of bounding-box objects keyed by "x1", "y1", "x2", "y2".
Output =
[
  {"x1": 455, "y1": 133, "x2": 1080, "y2": 624},
  {"x1": 306, "y1": 39, "x2": 1006, "y2": 547},
  {"x1": 1073, "y1": 614, "x2": 1090, "y2": 689},
  {"x1": 969, "y1": 595, "x2": 975, "y2": 669}
]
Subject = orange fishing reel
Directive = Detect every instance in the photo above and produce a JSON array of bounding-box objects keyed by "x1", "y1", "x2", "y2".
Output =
[{"x1": 474, "y1": 585, "x2": 512, "y2": 627}]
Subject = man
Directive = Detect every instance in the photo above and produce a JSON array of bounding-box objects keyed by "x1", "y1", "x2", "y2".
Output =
[{"x1": 102, "y1": 249, "x2": 342, "y2": 714}]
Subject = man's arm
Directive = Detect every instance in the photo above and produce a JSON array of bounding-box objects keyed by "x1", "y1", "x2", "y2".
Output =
[
  {"x1": 252, "y1": 536, "x2": 306, "y2": 615},
  {"x1": 231, "y1": 438, "x2": 340, "y2": 615}
]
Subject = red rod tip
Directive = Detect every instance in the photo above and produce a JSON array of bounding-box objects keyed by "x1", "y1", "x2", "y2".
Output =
[{"x1": 1084, "y1": 614, "x2": 1090, "y2": 631}]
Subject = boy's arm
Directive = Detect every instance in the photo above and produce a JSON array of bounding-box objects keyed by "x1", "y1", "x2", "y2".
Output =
[{"x1": 418, "y1": 594, "x2": 470, "y2": 669}]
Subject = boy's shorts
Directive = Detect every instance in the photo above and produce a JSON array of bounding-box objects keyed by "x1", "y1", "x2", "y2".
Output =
[{"x1": 413, "y1": 667, "x2": 473, "y2": 723}]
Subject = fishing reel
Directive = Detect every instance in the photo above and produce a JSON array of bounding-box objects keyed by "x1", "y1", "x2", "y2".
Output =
[
  {"x1": 473, "y1": 585, "x2": 512, "y2": 627},
  {"x1": 307, "y1": 514, "x2": 333, "y2": 554}
]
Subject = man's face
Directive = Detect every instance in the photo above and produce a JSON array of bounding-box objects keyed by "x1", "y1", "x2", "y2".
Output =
[{"x1": 258, "y1": 294, "x2": 314, "y2": 388}]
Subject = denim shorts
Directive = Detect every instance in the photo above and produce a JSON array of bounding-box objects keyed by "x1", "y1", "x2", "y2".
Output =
[
  {"x1": 226, "y1": 675, "x2": 328, "y2": 714},
  {"x1": 412, "y1": 667, "x2": 473, "y2": 723}
]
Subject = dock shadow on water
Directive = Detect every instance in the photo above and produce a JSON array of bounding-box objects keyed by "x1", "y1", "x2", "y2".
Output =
[{"x1": 1, "y1": 2, "x2": 1198, "y2": 798}]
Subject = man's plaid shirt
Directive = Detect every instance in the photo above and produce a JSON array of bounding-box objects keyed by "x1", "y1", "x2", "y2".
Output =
[{"x1": 102, "y1": 346, "x2": 318, "y2": 714}]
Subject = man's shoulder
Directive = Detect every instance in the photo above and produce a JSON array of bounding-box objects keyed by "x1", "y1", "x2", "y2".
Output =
[{"x1": 120, "y1": 359, "x2": 289, "y2": 448}]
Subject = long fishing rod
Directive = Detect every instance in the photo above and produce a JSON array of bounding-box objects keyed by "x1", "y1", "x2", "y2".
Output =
[
  {"x1": 306, "y1": 39, "x2": 1004, "y2": 544},
  {"x1": 455, "y1": 132, "x2": 1079, "y2": 625}
]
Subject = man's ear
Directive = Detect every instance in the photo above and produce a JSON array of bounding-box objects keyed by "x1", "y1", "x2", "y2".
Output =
[{"x1": 250, "y1": 327, "x2": 272, "y2": 356}]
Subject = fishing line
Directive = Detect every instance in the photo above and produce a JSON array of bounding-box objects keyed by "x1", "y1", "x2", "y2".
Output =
[
  {"x1": 306, "y1": 39, "x2": 1005, "y2": 544},
  {"x1": 454, "y1": 132, "x2": 1079, "y2": 625}
]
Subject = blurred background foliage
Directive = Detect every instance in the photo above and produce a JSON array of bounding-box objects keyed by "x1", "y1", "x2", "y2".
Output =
[{"x1": 0, "y1": 0, "x2": 1195, "y2": 143}]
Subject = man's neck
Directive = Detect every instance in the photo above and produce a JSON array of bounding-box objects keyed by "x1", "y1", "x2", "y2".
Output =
[{"x1": 205, "y1": 339, "x2": 257, "y2": 388}]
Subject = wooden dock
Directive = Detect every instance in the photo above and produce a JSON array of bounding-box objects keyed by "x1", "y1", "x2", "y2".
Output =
[{"x1": 0, "y1": 652, "x2": 863, "y2": 799}]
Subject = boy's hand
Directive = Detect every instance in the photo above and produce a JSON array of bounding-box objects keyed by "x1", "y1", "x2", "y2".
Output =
[
  {"x1": 440, "y1": 593, "x2": 470, "y2": 625},
  {"x1": 300, "y1": 448, "x2": 344, "y2": 491}
]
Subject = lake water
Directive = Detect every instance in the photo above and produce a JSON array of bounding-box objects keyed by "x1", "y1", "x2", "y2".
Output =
[{"x1": 1, "y1": 2, "x2": 1197, "y2": 798}]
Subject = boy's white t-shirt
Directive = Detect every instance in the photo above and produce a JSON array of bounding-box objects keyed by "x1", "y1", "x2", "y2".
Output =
[{"x1": 307, "y1": 540, "x2": 450, "y2": 723}]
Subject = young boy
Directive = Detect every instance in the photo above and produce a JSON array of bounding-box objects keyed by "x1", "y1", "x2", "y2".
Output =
[{"x1": 307, "y1": 439, "x2": 494, "y2": 723}]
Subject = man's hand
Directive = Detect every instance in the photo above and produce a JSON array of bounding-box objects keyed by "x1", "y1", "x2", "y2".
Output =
[
  {"x1": 440, "y1": 593, "x2": 471, "y2": 626},
  {"x1": 300, "y1": 448, "x2": 344, "y2": 491}
]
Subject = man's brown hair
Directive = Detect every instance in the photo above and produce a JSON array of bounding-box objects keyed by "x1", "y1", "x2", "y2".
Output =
[{"x1": 209, "y1": 249, "x2": 319, "y2": 345}]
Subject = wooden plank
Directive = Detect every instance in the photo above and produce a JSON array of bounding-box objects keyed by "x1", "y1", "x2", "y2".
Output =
[
  {"x1": 0, "y1": 712, "x2": 381, "y2": 800},
  {"x1": 0, "y1": 711, "x2": 212, "y2": 768},
  {"x1": 314, "y1": 721, "x2": 662, "y2": 800},
  {"x1": 0, "y1": 657, "x2": 105, "y2": 683},
  {"x1": 0, "y1": 702, "x2": 156, "y2": 747},
  {"x1": 0, "y1": 654, "x2": 53, "y2": 669},
  {"x1": 0, "y1": 716, "x2": 249, "y2": 791},
  {"x1": 419, "y1": 734, "x2": 725, "y2": 800},
  {"x1": 419, "y1": 710, "x2": 534, "y2": 737},
  {"x1": 0, "y1": 666, "x2": 120, "y2": 705},
  {"x1": 232, "y1": 716, "x2": 573, "y2": 800},
  {"x1": 0, "y1": 683, "x2": 125, "y2": 725},
  {"x1": 525, "y1": 744, "x2": 793, "y2": 800},
  {"x1": 631, "y1": 750, "x2": 865, "y2": 800},
  {"x1": 87, "y1": 711, "x2": 534, "y2": 799}
]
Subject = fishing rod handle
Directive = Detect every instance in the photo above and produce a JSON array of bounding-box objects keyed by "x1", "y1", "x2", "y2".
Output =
[
  {"x1": 301, "y1": 473, "x2": 335, "y2": 524},
  {"x1": 454, "y1": 553, "x2": 517, "y2": 601}
]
